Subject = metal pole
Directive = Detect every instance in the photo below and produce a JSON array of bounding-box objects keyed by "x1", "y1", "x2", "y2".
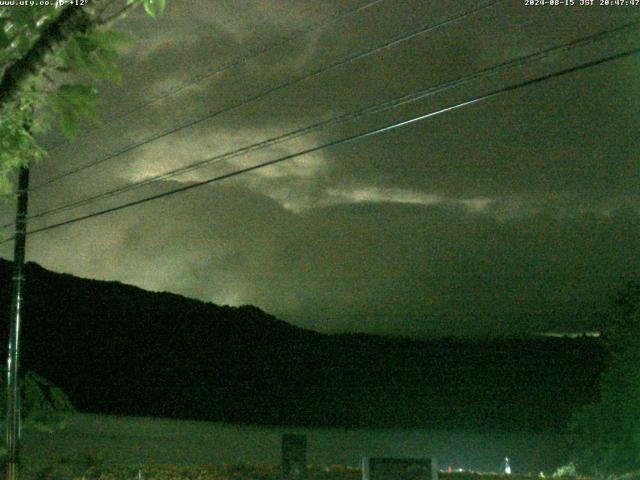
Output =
[{"x1": 6, "y1": 166, "x2": 30, "y2": 480}]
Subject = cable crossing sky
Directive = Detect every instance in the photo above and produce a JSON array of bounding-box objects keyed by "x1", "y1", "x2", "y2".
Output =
[
  {"x1": 28, "y1": 0, "x2": 501, "y2": 192},
  {"x1": 2, "y1": 45, "x2": 636, "y2": 245},
  {"x1": 11, "y1": 18, "x2": 639, "y2": 231},
  {"x1": 45, "y1": 0, "x2": 389, "y2": 150}
]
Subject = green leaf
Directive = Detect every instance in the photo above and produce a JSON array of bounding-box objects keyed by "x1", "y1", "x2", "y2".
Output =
[
  {"x1": 62, "y1": 36, "x2": 87, "y2": 69},
  {"x1": 0, "y1": 25, "x2": 9, "y2": 51},
  {"x1": 144, "y1": 0, "x2": 166, "y2": 18},
  {"x1": 0, "y1": 368, "x2": 74, "y2": 433},
  {"x1": 0, "y1": 98, "x2": 45, "y2": 194},
  {"x1": 6, "y1": 7, "x2": 33, "y2": 30},
  {"x1": 50, "y1": 84, "x2": 100, "y2": 138},
  {"x1": 90, "y1": 30, "x2": 131, "y2": 50},
  {"x1": 63, "y1": 31, "x2": 126, "y2": 83}
]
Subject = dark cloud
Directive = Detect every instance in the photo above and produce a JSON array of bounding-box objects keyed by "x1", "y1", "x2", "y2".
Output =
[
  {"x1": 1, "y1": 0, "x2": 638, "y2": 337},
  {"x1": 9, "y1": 181, "x2": 638, "y2": 338}
]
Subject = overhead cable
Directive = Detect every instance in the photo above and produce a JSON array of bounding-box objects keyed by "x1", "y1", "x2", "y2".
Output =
[
  {"x1": 46, "y1": 0, "x2": 388, "y2": 148},
  {"x1": 12, "y1": 18, "x2": 640, "y2": 229},
  {"x1": 1, "y1": 45, "x2": 636, "y2": 244},
  {"x1": 29, "y1": 0, "x2": 502, "y2": 192}
]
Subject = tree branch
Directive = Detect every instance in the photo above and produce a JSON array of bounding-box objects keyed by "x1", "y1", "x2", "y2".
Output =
[{"x1": 0, "y1": 5, "x2": 94, "y2": 110}]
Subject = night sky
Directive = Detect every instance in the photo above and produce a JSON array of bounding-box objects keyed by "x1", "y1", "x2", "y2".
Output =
[{"x1": 1, "y1": 0, "x2": 638, "y2": 337}]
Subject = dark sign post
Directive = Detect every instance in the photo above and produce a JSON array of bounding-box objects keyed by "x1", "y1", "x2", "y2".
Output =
[
  {"x1": 282, "y1": 433, "x2": 307, "y2": 480},
  {"x1": 362, "y1": 457, "x2": 438, "y2": 480}
]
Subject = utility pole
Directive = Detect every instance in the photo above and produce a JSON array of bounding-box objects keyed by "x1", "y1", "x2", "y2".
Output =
[{"x1": 6, "y1": 166, "x2": 30, "y2": 480}]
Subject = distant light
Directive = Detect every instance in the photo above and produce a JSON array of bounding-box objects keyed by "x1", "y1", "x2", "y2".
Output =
[
  {"x1": 502, "y1": 457, "x2": 511, "y2": 475},
  {"x1": 536, "y1": 331, "x2": 600, "y2": 338}
]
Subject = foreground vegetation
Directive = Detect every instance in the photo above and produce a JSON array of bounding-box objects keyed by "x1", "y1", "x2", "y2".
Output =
[
  {"x1": 40, "y1": 464, "x2": 586, "y2": 480},
  {"x1": 76, "y1": 464, "x2": 356, "y2": 480}
]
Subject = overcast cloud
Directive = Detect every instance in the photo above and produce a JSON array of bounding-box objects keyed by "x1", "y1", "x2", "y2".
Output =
[{"x1": 1, "y1": 0, "x2": 638, "y2": 337}]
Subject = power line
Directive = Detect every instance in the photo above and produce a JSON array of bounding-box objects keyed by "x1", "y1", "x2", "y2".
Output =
[
  {"x1": 29, "y1": 0, "x2": 501, "y2": 192},
  {"x1": 45, "y1": 0, "x2": 388, "y2": 149},
  {"x1": 12, "y1": 18, "x2": 640, "y2": 229},
  {"x1": 2, "y1": 45, "x2": 637, "y2": 245}
]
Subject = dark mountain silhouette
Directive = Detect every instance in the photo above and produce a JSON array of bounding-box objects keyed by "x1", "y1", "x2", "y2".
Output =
[{"x1": 0, "y1": 259, "x2": 606, "y2": 432}]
